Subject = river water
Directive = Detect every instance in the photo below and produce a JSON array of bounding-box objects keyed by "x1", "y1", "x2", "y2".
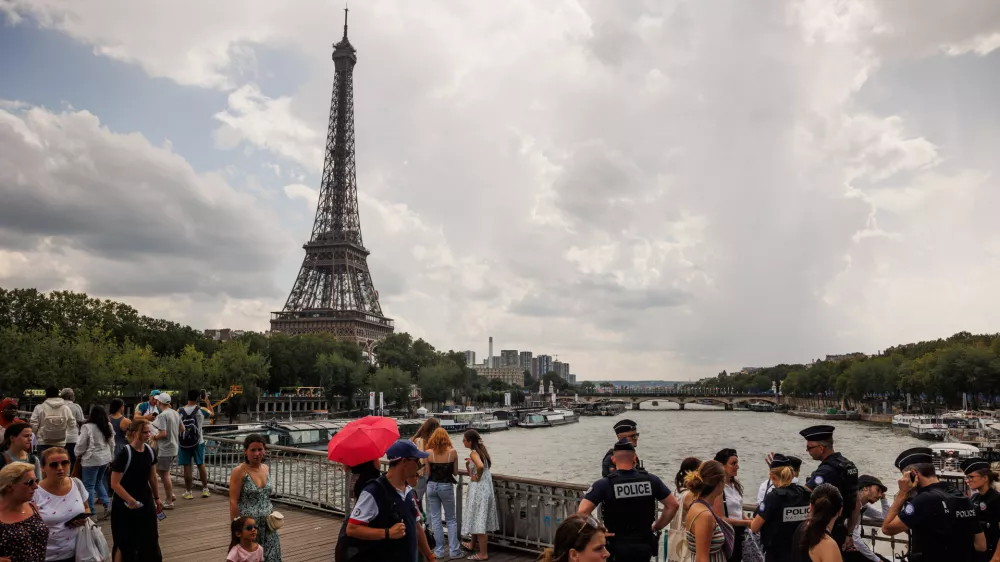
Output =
[{"x1": 448, "y1": 408, "x2": 928, "y2": 495}]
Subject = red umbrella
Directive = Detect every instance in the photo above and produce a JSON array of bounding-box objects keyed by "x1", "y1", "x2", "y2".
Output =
[{"x1": 327, "y1": 416, "x2": 400, "y2": 466}]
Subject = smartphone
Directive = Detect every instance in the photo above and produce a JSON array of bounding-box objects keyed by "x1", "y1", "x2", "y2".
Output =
[
  {"x1": 67, "y1": 512, "x2": 91, "y2": 523},
  {"x1": 156, "y1": 511, "x2": 167, "y2": 521},
  {"x1": 909, "y1": 471, "x2": 916, "y2": 483}
]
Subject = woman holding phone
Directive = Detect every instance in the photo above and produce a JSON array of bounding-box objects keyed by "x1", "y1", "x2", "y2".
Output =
[
  {"x1": 109, "y1": 419, "x2": 163, "y2": 562},
  {"x1": 34, "y1": 448, "x2": 90, "y2": 562}
]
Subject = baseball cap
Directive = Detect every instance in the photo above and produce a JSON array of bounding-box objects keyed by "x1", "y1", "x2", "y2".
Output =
[
  {"x1": 155, "y1": 393, "x2": 171, "y2": 405},
  {"x1": 149, "y1": 390, "x2": 161, "y2": 397},
  {"x1": 385, "y1": 440, "x2": 430, "y2": 462}
]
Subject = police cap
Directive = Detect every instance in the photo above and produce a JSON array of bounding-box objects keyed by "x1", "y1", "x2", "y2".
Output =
[
  {"x1": 799, "y1": 425, "x2": 835, "y2": 441},
  {"x1": 769, "y1": 454, "x2": 792, "y2": 469},
  {"x1": 857, "y1": 475, "x2": 887, "y2": 492},
  {"x1": 613, "y1": 419, "x2": 637, "y2": 434},
  {"x1": 613, "y1": 437, "x2": 636, "y2": 453},
  {"x1": 786, "y1": 456, "x2": 803, "y2": 471},
  {"x1": 894, "y1": 447, "x2": 933, "y2": 470},
  {"x1": 960, "y1": 457, "x2": 991, "y2": 475}
]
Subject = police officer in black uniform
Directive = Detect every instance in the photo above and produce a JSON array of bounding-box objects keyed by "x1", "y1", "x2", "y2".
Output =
[
  {"x1": 881, "y1": 447, "x2": 986, "y2": 561},
  {"x1": 961, "y1": 457, "x2": 1000, "y2": 562},
  {"x1": 800, "y1": 425, "x2": 859, "y2": 548},
  {"x1": 750, "y1": 454, "x2": 811, "y2": 562},
  {"x1": 602, "y1": 419, "x2": 642, "y2": 477},
  {"x1": 581, "y1": 438, "x2": 679, "y2": 561}
]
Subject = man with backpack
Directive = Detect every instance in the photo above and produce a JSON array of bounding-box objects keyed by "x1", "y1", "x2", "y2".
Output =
[
  {"x1": 178, "y1": 389, "x2": 211, "y2": 499},
  {"x1": 30, "y1": 386, "x2": 75, "y2": 454}
]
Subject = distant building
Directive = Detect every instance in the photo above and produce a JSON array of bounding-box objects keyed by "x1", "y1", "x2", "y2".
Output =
[
  {"x1": 475, "y1": 366, "x2": 523, "y2": 387},
  {"x1": 519, "y1": 351, "x2": 533, "y2": 371},
  {"x1": 560, "y1": 362, "x2": 570, "y2": 378},
  {"x1": 741, "y1": 367, "x2": 762, "y2": 375},
  {"x1": 204, "y1": 329, "x2": 244, "y2": 341},
  {"x1": 568, "y1": 374, "x2": 577, "y2": 385},
  {"x1": 825, "y1": 353, "x2": 867, "y2": 362},
  {"x1": 537, "y1": 355, "x2": 553, "y2": 376},
  {"x1": 553, "y1": 361, "x2": 563, "y2": 377},
  {"x1": 464, "y1": 350, "x2": 476, "y2": 367},
  {"x1": 500, "y1": 350, "x2": 519, "y2": 368},
  {"x1": 531, "y1": 357, "x2": 538, "y2": 377}
]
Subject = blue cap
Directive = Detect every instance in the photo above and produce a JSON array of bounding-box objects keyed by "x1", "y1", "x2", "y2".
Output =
[
  {"x1": 149, "y1": 390, "x2": 161, "y2": 397},
  {"x1": 386, "y1": 440, "x2": 430, "y2": 462}
]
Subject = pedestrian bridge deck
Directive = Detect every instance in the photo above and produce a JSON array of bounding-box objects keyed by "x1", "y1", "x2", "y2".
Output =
[{"x1": 98, "y1": 493, "x2": 537, "y2": 562}]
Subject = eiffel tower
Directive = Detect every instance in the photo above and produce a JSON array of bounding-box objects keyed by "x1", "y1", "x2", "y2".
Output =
[{"x1": 270, "y1": 9, "x2": 393, "y2": 348}]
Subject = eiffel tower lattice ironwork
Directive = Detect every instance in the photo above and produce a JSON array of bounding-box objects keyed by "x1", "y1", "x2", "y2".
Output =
[{"x1": 270, "y1": 9, "x2": 393, "y2": 346}]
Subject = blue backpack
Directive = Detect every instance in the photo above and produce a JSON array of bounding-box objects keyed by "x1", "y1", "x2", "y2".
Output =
[{"x1": 179, "y1": 407, "x2": 201, "y2": 449}]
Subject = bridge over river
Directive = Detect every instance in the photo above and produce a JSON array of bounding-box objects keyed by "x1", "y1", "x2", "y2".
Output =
[{"x1": 564, "y1": 390, "x2": 784, "y2": 410}]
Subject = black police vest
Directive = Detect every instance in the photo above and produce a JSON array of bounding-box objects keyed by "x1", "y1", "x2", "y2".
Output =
[
  {"x1": 972, "y1": 488, "x2": 1000, "y2": 561},
  {"x1": 601, "y1": 471, "x2": 656, "y2": 543},
  {"x1": 822, "y1": 453, "x2": 858, "y2": 526},
  {"x1": 760, "y1": 484, "x2": 811, "y2": 559},
  {"x1": 343, "y1": 476, "x2": 417, "y2": 562},
  {"x1": 908, "y1": 484, "x2": 977, "y2": 562}
]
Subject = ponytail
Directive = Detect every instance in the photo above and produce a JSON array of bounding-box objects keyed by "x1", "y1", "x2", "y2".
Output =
[
  {"x1": 800, "y1": 484, "x2": 843, "y2": 551},
  {"x1": 684, "y1": 460, "x2": 725, "y2": 498}
]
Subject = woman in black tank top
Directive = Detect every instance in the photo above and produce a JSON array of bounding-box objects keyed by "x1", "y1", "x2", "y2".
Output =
[
  {"x1": 792, "y1": 484, "x2": 843, "y2": 562},
  {"x1": 424, "y1": 428, "x2": 462, "y2": 559}
]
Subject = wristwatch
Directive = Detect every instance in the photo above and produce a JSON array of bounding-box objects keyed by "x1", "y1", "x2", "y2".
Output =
[{"x1": 384, "y1": 528, "x2": 390, "y2": 540}]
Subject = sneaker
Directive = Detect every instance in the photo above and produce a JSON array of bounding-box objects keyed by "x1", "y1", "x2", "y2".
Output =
[
  {"x1": 100, "y1": 505, "x2": 112, "y2": 520},
  {"x1": 182, "y1": 491, "x2": 194, "y2": 500},
  {"x1": 162, "y1": 502, "x2": 175, "y2": 510},
  {"x1": 201, "y1": 489, "x2": 210, "y2": 498}
]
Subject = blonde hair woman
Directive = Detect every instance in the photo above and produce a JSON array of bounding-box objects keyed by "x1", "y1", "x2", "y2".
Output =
[
  {"x1": 749, "y1": 454, "x2": 810, "y2": 562},
  {"x1": 425, "y1": 428, "x2": 462, "y2": 560},
  {"x1": 35, "y1": 447, "x2": 90, "y2": 562},
  {"x1": 0, "y1": 462, "x2": 48, "y2": 562},
  {"x1": 109, "y1": 418, "x2": 162, "y2": 562}
]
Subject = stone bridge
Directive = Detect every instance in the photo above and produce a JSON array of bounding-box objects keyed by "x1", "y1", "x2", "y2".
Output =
[{"x1": 563, "y1": 391, "x2": 782, "y2": 410}]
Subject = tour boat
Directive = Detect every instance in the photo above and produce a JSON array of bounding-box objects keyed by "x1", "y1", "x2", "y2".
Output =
[
  {"x1": 518, "y1": 408, "x2": 580, "y2": 428},
  {"x1": 908, "y1": 416, "x2": 948, "y2": 440},
  {"x1": 891, "y1": 413, "x2": 917, "y2": 428}
]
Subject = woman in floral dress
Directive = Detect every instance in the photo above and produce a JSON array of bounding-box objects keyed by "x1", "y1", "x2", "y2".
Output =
[
  {"x1": 228, "y1": 435, "x2": 281, "y2": 562},
  {"x1": 460, "y1": 429, "x2": 498, "y2": 561}
]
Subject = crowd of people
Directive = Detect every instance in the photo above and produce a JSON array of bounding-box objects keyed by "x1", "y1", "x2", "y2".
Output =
[{"x1": 537, "y1": 418, "x2": 1000, "y2": 562}]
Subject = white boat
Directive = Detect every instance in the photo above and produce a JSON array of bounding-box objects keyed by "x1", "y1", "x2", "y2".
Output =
[
  {"x1": 519, "y1": 409, "x2": 580, "y2": 428},
  {"x1": 432, "y1": 408, "x2": 509, "y2": 433},
  {"x1": 929, "y1": 442, "x2": 980, "y2": 474},
  {"x1": 909, "y1": 416, "x2": 948, "y2": 440},
  {"x1": 892, "y1": 413, "x2": 917, "y2": 428}
]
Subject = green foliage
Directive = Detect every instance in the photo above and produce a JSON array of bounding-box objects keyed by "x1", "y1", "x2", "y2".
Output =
[{"x1": 370, "y1": 367, "x2": 412, "y2": 412}]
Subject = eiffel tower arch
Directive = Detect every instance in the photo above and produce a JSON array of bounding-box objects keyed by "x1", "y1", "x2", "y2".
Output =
[{"x1": 270, "y1": 9, "x2": 394, "y2": 349}]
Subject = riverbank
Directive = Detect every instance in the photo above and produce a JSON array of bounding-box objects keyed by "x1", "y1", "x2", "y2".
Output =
[{"x1": 782, "y1": 410, "x2": 891, "y2": 424}]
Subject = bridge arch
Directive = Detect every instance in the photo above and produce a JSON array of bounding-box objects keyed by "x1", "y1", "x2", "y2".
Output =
[
  {"x1": 729, "y1": 396, "x2": 779, "y2": 406},
  {"x1": 632, "y1": 397, "x2": 688, "y2": 407}
]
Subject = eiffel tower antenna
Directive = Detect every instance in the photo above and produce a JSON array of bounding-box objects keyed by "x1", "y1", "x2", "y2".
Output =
[{"x1": 270, "y1": 13, "x2": 394, "y2": 348}]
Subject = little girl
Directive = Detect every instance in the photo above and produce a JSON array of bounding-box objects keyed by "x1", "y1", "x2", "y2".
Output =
[{"x1": 227, "y1": 516, "x2": 264, "y2": 562}]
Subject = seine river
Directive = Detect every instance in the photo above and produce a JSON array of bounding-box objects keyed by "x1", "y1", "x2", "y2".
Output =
[{"x1": 447, "y1": 408, "x2": 928, "y2": 493}]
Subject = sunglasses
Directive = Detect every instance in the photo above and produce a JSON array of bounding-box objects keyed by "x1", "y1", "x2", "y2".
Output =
[
  {"x1": 47, "y1": 460, "x2": 71, "y2": 469},
  {"x1": 244, "y1": 524, "x2": 258, "y2": 531},
  {"x1": 21, "y1": 478, "x2": 39, "y2": 487},
  {"x1": 576, "y1": 515, "x2": 602, "y2": 536},
  {"x1": 806, "y1": 444, "x2": 824, "y2": 452}
]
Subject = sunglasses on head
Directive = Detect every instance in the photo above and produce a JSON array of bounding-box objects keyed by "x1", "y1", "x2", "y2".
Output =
[
  {"x1": 47, "y1": 460, "x2": 71, "y2": 469},
  {"x1": 575, "y1": 515, "x2": 601, "y2": 536},
  {"x1": 244, "y1": 524, "x2": 258, "y2": 531}
]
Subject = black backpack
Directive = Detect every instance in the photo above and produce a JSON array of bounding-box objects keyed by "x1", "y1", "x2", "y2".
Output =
[{"x1": 179, "y1": 407, "x2": 201, "y2": 449}]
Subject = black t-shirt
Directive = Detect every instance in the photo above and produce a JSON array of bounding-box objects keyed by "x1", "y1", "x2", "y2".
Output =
[
  {"x1": 110, "y1": 444, "x2": 157, "y2": 505},
  {"x1": 899, "y1": 481, "x2": 981, "y2": 561},
  {"x1": 972, "y1": 487, "x2": 1000, "y2": 562}
]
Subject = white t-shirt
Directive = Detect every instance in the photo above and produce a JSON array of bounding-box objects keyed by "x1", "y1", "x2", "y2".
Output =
[
  {"x1": 724, "y1": 481, "x2": 744, "y2": 520},
  {"x1": 34, "y1": 478, "x2": 88, "y2": 560},
  {"x1": 154, "y1": 408, "x2": 181, "y2": 457},
  {"x1": 64, "y1": 401, "x2": 86, "y2": 444}
]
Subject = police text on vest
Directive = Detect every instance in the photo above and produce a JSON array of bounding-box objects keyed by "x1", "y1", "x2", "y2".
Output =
[{"x1": 614, "y1": 482, "x2": 652, "y2": 498}]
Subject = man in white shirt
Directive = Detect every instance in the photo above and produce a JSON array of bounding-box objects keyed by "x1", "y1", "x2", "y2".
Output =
[
  {"x1": 758, "y1": 454, "x2": 802, "y2": 504},
  {"x1": 151, "y1": 393, "x2": 181, "y2": 508},
  {"x1": 846, "y1": 475, "x2": 891, "y2": 562}
]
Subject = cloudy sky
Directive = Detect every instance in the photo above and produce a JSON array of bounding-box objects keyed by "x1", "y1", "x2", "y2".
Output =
[{"x1": 1, "y1": 1, "x2": 999, "y2": 381}]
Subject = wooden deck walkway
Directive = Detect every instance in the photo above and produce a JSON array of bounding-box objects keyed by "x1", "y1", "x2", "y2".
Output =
[{"x1": 98, "y1": 493, "x2": 537, "y2": 561}]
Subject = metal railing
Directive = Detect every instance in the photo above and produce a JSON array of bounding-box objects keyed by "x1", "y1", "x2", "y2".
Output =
[{"x1": 182, "y1": 436, "x2": 911, "y2": 557}]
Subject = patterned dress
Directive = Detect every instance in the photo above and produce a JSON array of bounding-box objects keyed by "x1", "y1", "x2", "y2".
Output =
[
  {"x1": 685, "y1": 510, "x2": 728, "y2": 562},
  {"x1": 0, "y1": 505, "x2": 48, "y2": 562},
  {"x1": 237, "y1": 469, "x2": 282, "y2": 562},
  {"x1": 461, "y1": 461, "x2": 498, "y2": 535}
]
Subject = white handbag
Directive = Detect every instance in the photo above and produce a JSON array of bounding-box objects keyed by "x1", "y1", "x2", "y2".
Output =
[{"x1": 75, "y1": 517, "x2": 110, "y2": 562}]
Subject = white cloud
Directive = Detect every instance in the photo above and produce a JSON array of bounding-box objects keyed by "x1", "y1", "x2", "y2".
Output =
[{"x1": 4, "y1": 1, "x2": 1000, "y2": 379}]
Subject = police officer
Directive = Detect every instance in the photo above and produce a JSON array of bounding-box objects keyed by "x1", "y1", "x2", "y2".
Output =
[
  {"x1": 961, "y1": 457, "x2": 1000, "y2": 562},
  {"x1": 800, "y1": 424, "x2": 859, "y2": 548},
  {"x1": 881, "y1": 447, "x2": 986, "y2": 561},
  {"x1": 602, "y1": 419, "x2": 642, "y2": 477},
  {"x1": 580, "y1": 438, "x2": 679, "y2": 561},
  {"x1": 750, "y1": 454, "x2": 810, "y2": 562}
]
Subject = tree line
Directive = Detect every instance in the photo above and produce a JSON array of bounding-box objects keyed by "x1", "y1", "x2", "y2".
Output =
[
  {"x1": 692, "y1": 331, "x2": 1000, "y2": 410},
  {"x1": 0, "y1": 288, "x2": 540, "y2": 415}
]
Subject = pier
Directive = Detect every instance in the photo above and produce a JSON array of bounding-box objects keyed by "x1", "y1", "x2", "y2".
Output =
[{"x1": 108, "y1": 434, "x2": 912, "y2": 560}]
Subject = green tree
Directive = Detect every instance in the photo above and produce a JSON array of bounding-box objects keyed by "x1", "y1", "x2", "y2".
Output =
[
  {"x1": 207, "y1": 340, "x2": 269, "y2": 415},
  {"x1": 369, "y1": 367, "x2": 412, "y2": 413},
  {"x1": 315, "y1": 351, "x2": 365, "y2": 410},
  {"x1": 418, "y1": 363, "x2": 457, "y2": 408}
]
